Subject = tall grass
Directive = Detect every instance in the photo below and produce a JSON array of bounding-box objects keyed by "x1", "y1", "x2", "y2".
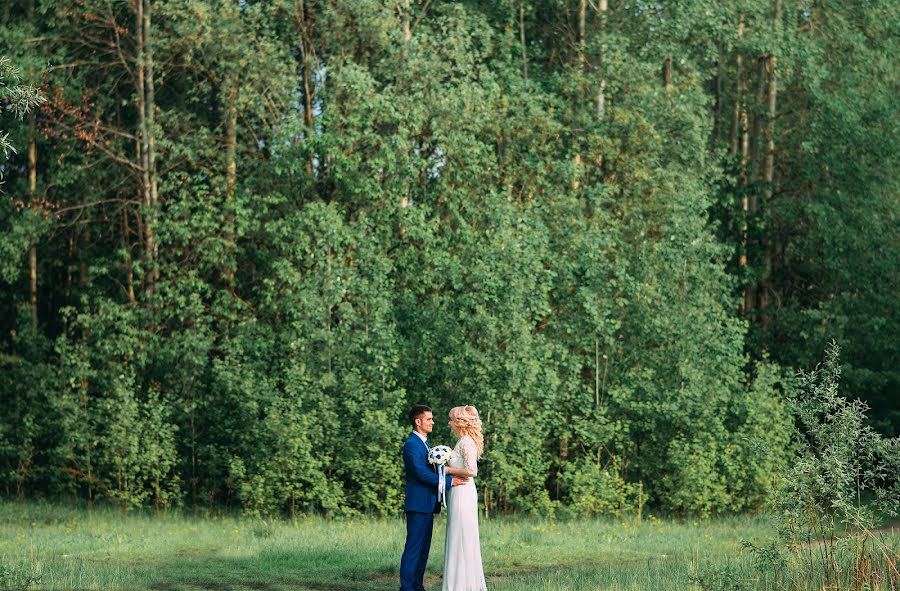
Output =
[
  {"x1": 3, "y1": 499, "x2": 776, "y2": 591},
  {"x1": 4, "y1": 499, "x2": 896, "y2": 590}
]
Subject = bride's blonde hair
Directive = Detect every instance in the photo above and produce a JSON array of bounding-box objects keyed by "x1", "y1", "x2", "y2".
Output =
[{"x1": 448, "y1": 405, "x2": 484, "y2": 458}]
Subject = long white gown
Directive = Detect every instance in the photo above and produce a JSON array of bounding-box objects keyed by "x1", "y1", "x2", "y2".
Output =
[{"x1": 442, "y1": 435, "x2": 487, "y2": 591}]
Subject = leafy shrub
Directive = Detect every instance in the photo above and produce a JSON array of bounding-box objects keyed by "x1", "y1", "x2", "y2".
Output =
[
  {"x1": 559, "y1": 456, "x2": 642, "y2": 518},
  {"x1": 694, "y1": 342, "x2": 900, "y2": 590},
  {"x1": 770, "y1": 341, "x2": 899, "y2": 588}
]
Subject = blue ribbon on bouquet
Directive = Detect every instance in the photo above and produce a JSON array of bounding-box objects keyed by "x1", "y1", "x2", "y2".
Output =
[{"x1": 437, "y1": 464, "x2": 447, "y2": 507}]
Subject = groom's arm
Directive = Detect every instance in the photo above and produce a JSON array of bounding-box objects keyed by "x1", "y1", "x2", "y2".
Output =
[{"x1": 402, "y1": 441, "x2": 454, "y2": 490}]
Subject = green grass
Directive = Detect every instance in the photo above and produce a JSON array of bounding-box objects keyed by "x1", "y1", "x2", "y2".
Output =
[{"x1": 1, "y1": 500, "x2": 894, "y2": 591}]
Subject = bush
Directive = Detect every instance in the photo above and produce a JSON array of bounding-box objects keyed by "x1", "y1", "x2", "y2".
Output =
[
  {"x1": 697, "y1": 342, "x2": 900, "y2": 590},
  {"x1": 768, "y1": 341, "x2": 900, "y2": 588},
  {"x1": 559, "y1": 455, "x2": 642, "y2": 518}
]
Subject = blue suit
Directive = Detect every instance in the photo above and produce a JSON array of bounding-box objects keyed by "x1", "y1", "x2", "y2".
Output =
[{"x1": 399, "y1": 433, "x2": 453, "y2": 591}]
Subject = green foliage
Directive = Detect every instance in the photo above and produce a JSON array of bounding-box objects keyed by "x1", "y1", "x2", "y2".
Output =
[
  {"x1": 54, "y1": 300, "x2": 181, "y2": 509},
  {"x1": 558, "y1": 456, "x2": 641, "y2": 518},
  {"x1": 0, "y1": 317, "x2": 59, "y2": 498},
  {"x1": 700, "y1": 343, "x2": 900, "y2": 590},
  {"x1": 0, "y1": 0, "x2": 893, "y2": 518},
  {"x1": 730, "y1": 0, "x2": 900, "y2": 436},
  {"x1": 0, "y1": 55, "x2": 44, "y2": 160},
  {"x1": 775, "y1": 342, "x2": 899, "y2": 559}
]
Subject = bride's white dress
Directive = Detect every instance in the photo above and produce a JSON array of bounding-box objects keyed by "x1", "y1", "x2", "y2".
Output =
[{"x1": 442, "y1": 436, "x2": 487, "y2": 591}]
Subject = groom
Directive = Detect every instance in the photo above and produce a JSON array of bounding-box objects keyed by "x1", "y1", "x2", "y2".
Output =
[{"x1": 400, "y1": 404, "x2": 467, "y2": 591}]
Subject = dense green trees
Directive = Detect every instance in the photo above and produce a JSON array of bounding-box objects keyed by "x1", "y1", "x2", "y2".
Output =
[{"x1": 0, "y1": 0, "x2": 895, "y2": 516}]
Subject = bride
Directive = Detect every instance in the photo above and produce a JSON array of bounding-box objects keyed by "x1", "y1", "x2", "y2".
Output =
[{"x1": 441, "y1": 405, "x2": 488, "y2": 591}]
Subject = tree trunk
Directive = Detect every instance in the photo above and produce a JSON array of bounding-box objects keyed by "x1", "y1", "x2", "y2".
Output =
[
  {"x1": 144, "y1": 0, "x2": 159, "y2": 291},
  {"x1": 572, "y1": 153, "x2": 582, "y2": 191},
  {"x1": 190, "y1": 400, "x2": 197, "y2": 513},
  {"x1": 763, "y1": 67, "x2": 778, "y2": 184},
  {"x1": 66, "y1": 233, "x2": 74, "y2": 297},
  {"x1": 295, "y1": 0, "x2": 315, "y2": 178},
  {"x1": 578, "y1": 0, "x2": 586, "y2": 49},
  {"x1": 224, "y1": 80, "x2": 238, "y2": 292},
  {"x1": 79, "y1": 230, "x2": 89, "y2": 287},
  {"x1": 136, "y1": 0, "x2": 155, "y2": 297},
  {"x1": 750, "y1": 56, "x2": 768, "y2": 191},
  {"x1": 759, "y1": 54, "x2": 776, "y2": 327},
  {"x1": 123, "y1": 208, "x2": 136, "y2": 305},
  {"x1": 759, "y1": 0, "x2": 781, "y2": 325},
  {"x1": 302, "y1": 57, "x2": 313, "y2": 132},
  {"x1": 402, "y1": 0, "x2": 411, "y2": 42},
  {"x1": 663, "y1": 56, "x2": 673, "y2": 90},
  {"x1": 733, "y1": 15, "x2": 754, "y2": 316},
  {"x1": 713, "y1": 43, "x2": 723, "y2": 145},
  {"x1": 730, "y1": 16, "x2": 745, "y2": 159},
  {"x1": 594, "y1": 338, "x2": 600, "y2": 407},
  {"x1": 519, "y1": 1, "x2": 528, "y2": 81},
  {"x1": 743, "y1": 54, "x2": 768, "y2": 315},
  {"x1": 28, "y1": 118, "x2": 37, "y2": 333},
  {"x1": 29, "y1": 244, "x2": 37, "y2": 331},
  {"x1": 572, "y1": 0, "x2": 587, "y2": 193},
  {"x1": 596, "y1": 0, "x2": 607, "y2": 120},
  {"x1": 740, "y1": 102, "x2": 751, "y2": 315}
]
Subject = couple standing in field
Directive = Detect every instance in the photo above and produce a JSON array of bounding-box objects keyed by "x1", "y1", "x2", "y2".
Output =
[{"x1": 399, "y1": 404, "x2": 487, "y2": 591}]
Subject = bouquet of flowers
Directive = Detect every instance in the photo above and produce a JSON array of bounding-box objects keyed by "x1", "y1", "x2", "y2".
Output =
[
  {"x1": 428, "y1": 445, "x2": 454, "y2": 466},
  {"x1": 428, "y1": 445, "x2": 454, "y2": 507}
]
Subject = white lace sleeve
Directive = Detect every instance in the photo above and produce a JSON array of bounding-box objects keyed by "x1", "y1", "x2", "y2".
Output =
[{"x1": 459, "y1": 437, "x2": 478, "y2": 477}]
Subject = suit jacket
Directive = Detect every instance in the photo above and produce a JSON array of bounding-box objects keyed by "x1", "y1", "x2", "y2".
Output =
[{"x1": 402, "y1": 432, "x2": 453, "y2": 514}]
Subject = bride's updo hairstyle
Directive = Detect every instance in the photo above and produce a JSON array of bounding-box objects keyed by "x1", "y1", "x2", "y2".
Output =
[{"x1": 448, "y1": 405, "x2": 484, "y2": 458}]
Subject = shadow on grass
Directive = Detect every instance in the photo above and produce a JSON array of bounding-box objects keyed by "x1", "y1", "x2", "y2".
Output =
[
  {"x1": 76, "y1": 547, "x2": 619, "y2": 591},
  {"x1": 134, "y1": 554, "x2": 693, "y2": 591},
  {"x1": 139, "y1": 547, "x2": 414, "y2": 591}
]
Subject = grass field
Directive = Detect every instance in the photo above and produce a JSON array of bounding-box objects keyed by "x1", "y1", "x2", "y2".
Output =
[{"x1": 1, "y1": 500, "x2": 896, "y2": 591}]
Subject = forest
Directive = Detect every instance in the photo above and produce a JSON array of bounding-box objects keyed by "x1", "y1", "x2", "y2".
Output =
[{"x1": 0, "y1": 0, "x2": 897, "y2": 517}]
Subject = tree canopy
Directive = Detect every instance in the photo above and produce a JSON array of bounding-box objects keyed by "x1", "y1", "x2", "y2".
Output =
[{"x1": 0, "y1": 0, "x2": 896, "y2": 516}]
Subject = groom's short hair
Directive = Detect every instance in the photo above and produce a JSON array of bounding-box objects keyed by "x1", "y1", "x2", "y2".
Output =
[{"x1": 408, "y1": 404, "x2": 432, "y2": 427}]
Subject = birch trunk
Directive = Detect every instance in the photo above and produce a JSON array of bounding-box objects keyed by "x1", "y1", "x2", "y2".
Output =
[
  {"x1": 572, "y1": 0, "x2": 587, "y2": 192},
  {"x1": 402, "y1": 0, "x2": 411, "y2": 42},
  {"x1": 596, "y1": 0, "x2": 607, "y2": 120},
  {"x1": 296, "y1": 0, "x2": 315, "y2": 177},
  {"x1": 578, "y1": 0, "x2": 586, "y2": 49}
]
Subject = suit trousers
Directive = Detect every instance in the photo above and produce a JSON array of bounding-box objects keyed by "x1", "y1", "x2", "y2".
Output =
[{"x1": 399, "y1": 510, "x2": 434, "y2": 591}]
